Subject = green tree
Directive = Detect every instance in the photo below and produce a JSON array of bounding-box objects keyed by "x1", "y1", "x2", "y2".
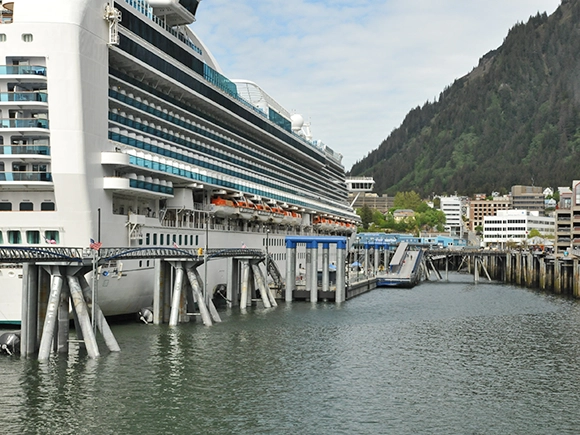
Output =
[
  {"x1": 358, "y1": 205, "x2": 373, "y2": 230},
  {"x1": 372, "y1": 210, "x2": 387, "y2": 227},
  {"x1": 393, "y1": 191, "x2": 423, "y2": 210}
]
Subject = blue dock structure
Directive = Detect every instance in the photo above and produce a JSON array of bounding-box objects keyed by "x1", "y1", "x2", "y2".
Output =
[
  {"x1": 2, "y1": 246, "x2": 280, "y2": 360},
  {"x1": 285, "y1": 236, "x2": 347, "y2": 303}
]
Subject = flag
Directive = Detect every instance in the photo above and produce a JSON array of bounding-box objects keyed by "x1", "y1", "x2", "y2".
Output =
[
  {"x1": 90, "y1": 238, "x2": 102, "y2": 251},
  {"x1": 173, "y1": 242, "x2": 179, "y2": 248}
]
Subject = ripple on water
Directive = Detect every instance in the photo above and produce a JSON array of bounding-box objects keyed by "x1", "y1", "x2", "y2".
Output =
[{"x1": 2, "y1": 277, "x2": 580, "y2": 434}]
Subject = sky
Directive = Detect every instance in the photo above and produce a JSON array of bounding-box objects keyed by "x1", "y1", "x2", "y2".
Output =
[{"x1": 191, "y1": 0, "x2": 562, "y2": 171}]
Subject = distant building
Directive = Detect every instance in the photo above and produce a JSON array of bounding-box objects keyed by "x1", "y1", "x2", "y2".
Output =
[
  {"x1": 554, "y1": 182, "x2": 580, "y2": 254},
  {"x1": 393, "y1": 209, "x2": 415, "y2": 222},
  {"x1": 510, "y1": 185, "x2": 545, "y2": 213},
  {"x1": 483, "y1": 209, "x2": 554, "y2": 247},
  {"x1": 346, "y1": 177, "x2": 392, "y2": 213},
  {"x1": 349, "y1": 192, "x2": 392, "y2": 213},
  {"x1": 468, "y1": 196, "x2": 511, "y2": 231},
  {"x1": 440, "y1": 196, "x2": 467, "y2": 237}
]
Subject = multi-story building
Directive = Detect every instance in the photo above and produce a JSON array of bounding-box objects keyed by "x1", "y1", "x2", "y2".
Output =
[
  {"x1": 468, "y1": 197, "x2": 511, "y2": 231},
  {"x1": 511, "y1": 185, "x2": 545, "y2": 213},
  {"x1": 349, "y1": 192, "x2": 392, "y2": 213},
  {"x1": 483, "y1": 209, "x2": 554, "y2": 247},
  {"x1": 554, "y1": 184, "x2": 579, "y2": 254},
  {"x1": 440, "y1": 196, "x2": 466, "y2": 237},
  {"x1": 346, "y1": 177, "x2": 393, "y2": 212}
]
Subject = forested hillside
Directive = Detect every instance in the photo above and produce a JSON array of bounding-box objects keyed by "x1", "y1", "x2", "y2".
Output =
[{"x1": 350, "y1": 0, "x2": 580, "y2": 197}]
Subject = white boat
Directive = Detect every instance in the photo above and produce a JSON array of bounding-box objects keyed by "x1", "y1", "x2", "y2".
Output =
[{"x1": 0, "y1": 0, "x2": 359, "y2": 325}]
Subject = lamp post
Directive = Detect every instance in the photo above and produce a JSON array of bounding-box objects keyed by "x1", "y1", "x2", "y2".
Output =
[
  {"x1": 356, "y1": 235, "x2": 360, "y2": 280},
  {"x1": 265, "y1": 228, "x2": 270, "y2": 284},
  {"x1": 204, "y1": 213, "x2": 209, "y2": 304}
]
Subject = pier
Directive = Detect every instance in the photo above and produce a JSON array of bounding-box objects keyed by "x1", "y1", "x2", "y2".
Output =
[
  {"x1": 423, "y1": 248, "x2": 580, "y2": 297},
  {"x1": 6, "y1": 241, "x2": 578, "y2": 361},
  {"x1": 2, "y1": 246, "x2": 282, "y2": 360}
]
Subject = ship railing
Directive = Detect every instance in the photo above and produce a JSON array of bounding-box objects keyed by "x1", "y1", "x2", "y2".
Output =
[
  {"x1": 0, "y1": 145, "x2": 50, "y2": 155},
  {"x1": 0, "y1": 92, "x2": 48, "y2": 102},
  {"x1": 0, "y1": 172, "x2": 52, "y2": 182},
  {"x1": 122, "y1": 0, "x2": 202, "y2": 55},
  {"x1": 0, "y1": 247, "x2": 84, "y2": 263},
  {"x1": 0, "y1": 118, "x2": 49, "y2": 129},
  {"x1": 0, "y1": 65, "x2": 46, "y2": 76}
]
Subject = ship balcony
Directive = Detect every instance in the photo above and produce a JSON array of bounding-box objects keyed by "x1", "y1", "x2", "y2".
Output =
[
  {"x1": 103, "y1": 176, "x2": 174, "y2": 198},
  {"x1": 0, "y1": 92, "x2": 48, "y2": 110},
  {"x1": 0, "y1": 145, "x2": 50, "y2": 158},
  {"x1": 0, "y1": 171, "x2": 53, "y2": 189},
  {"x1": 101, "y1": 151, "x2": 130, "y2": 166},
  {"x1": 0, "y1": 65, "x2": 46, "y2": 76},
  {"x1": 0, "y1": 118, "x2": 49, "y2": 132}
]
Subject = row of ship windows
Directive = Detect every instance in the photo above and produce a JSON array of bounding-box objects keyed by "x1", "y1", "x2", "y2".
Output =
[
  {"x1": 485, "y1": 227, "x2": 528, "y2": 232},
  {"x1": 484, "y1": 234, "x2": 528, "y2": 239},
  {"x1": 0, "y1": 230, "x2": 59, "y2": 245},
  {"x1": 0, "y1": 34, "x2": 33, "y2": 42},
  {"x1": 138, "y1": 233, "x2": 198, "y2": 247},
  {"x1": 0, "y1": 201, "x2": 55, "y2": 211},
  {"x1": 136, "y1": 232, "x2": 287, "y2": 260},
  {"x1": 109, "y1": 94, "x2": 334, "y2": 203},
  {"x1": 111, "y1": 45, "x2": 324, "y2": 168}
]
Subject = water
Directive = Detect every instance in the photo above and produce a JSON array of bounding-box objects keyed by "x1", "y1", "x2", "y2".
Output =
[{"x1": 3, "y1": 274, "x2": 580, "y2": 434}]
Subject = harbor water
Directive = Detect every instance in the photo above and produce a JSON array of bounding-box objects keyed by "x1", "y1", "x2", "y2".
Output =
[{"x1": 3, "y1": 274, "x2": 580, "y2": 434}]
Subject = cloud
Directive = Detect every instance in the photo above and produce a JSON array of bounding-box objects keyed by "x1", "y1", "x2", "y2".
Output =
[{"x1": 193, "y1": 0, "x2": 561, "y2": 170}]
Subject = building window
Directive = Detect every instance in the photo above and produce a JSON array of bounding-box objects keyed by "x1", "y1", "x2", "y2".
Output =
[
  {"x1": 41, "y1": 202, "x2": 55, "y2": 211},
  {"x1": 44, "y1": 230, "x2": 59, "y2": 244},
  {"x1": 20, "y1": 202, "x2": 33, "y2": 211},
  {"x1": 160, "y1": 234, "x2": 164, "y2": 245},
  {"x1": 22, "y1": 34, "x2": 33, "y2": 42},
  {"x1": 26, "y1": 230, "x2": 40, "y2": 244},
  {"x1": 0, "y1": 202, "x2": 12, "y2": 211},
  {"x1": 8, "y1": 230, "x2": 21, "y2": 244},
  {"x1": 0, "y1": 34, "x2": 6, "y2": 42}
]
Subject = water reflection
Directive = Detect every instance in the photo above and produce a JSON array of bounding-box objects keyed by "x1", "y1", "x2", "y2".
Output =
[{"x1": 3, "y1": 276, "x2": 580, "y2": 434}]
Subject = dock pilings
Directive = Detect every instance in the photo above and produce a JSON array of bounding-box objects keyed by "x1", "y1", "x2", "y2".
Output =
[
  {"x1": 20, "y1": 263, "x2": 120, "y2": 360},
  {"x1": 427, "y1": 249, "x2": 580, "y2": 297}
]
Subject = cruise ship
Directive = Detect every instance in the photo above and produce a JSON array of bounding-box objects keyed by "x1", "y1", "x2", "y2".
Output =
[{"x1": 0, "y1": 0, "x2": 359, "y2": 324}]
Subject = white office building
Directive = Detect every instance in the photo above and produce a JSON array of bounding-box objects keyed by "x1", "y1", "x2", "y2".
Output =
[
  {"x1": 483, "y1": 210, "x2": 554, "y2": 247},
  {"x1": 440, "y1": 196, "x2": 465, "y2": 236}
]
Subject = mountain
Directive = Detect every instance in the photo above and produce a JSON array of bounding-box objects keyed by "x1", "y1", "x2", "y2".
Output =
[{"x1": 349, "y1": 0, "x2": 580, "y2": 197}]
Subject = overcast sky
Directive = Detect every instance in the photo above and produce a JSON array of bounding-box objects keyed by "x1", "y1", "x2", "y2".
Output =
[{"x1": 192, "y1": 0, "x2": 562, "y2": 171}]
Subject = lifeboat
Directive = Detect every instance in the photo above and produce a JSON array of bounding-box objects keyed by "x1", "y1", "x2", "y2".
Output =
[
  {"x1": 270, "y1": 206, "x2": 285, "y2": 224},
  {"x1": 255, "y1": 202, "x2": 272, "y2": 222},
  {"x1": 237, "y1": 199, "x2": 257, "y2": 220},
  {"x1": 210, "y1": 197, "x2": 237, "y2": 218},
  {"x1": 313, "y1": 215, "x2": 332, "y2": 231}
]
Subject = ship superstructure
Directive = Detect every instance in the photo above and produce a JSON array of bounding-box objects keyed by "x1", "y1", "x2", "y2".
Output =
[{"x1": 0, "y1": 0, "x2": 359, "y2": 323}]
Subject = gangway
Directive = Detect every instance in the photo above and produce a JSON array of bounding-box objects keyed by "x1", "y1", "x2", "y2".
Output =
[{"x1": 377, "y1": 243, "x2": 423, "y2": 287}]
